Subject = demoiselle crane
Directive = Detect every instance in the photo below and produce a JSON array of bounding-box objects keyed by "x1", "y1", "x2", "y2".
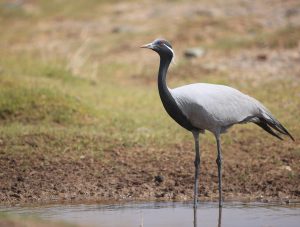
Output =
[{"x1": 141, "y1": 39, "x2": 294, "y2": 212}]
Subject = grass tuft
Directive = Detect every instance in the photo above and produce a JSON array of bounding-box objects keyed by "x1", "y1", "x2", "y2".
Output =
[{"x1": 0, "y1": 81, "x2": 94, "y2": 125}]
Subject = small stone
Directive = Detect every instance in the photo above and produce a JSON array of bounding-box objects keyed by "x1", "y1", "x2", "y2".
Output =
[
  {"x1": 281, "y1": 165, "x2": 292, "y2": 172},
  {"x1": 154, "y1": 175, "x2": 164, "y2": 184},
  {"x1": 204, "y1": 191, "x2": 210, "y2": 197},
  {"x1": 256, "y1": 54, "x2": 267, "y2": 61},
  {"x1": 184, "y1": 48, "x2": 205, "y2": 58},
  {"x1": 17, "y1": 176, "x2": 24, "y2": 182}
]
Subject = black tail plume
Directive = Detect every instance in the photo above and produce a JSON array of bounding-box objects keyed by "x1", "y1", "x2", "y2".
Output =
[
  {"x1": 255, "y1": 121, "x2": 283, "y2": 140},
  {"x1": 258, "y1": 114, "x2": 294, "y2": 141}
]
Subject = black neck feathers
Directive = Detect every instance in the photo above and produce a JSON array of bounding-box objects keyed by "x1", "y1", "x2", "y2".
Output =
[{"x1": 157, "y1": 55, "x2": 196, "y2": 131}]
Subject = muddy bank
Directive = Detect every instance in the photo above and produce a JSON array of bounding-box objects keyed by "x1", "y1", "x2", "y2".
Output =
[{"x1": 0, "y1": 134, "x2": 299, "y2": 206}]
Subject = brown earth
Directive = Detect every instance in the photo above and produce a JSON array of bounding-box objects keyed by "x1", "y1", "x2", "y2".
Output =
[{"x1": 0, "y1": 132, "x2": 299, "y2": 206}]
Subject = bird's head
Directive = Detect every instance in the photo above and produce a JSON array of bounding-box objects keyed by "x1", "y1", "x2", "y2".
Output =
[{"x1": 141, "y1": 39, "x2": 174, "y2": 59}]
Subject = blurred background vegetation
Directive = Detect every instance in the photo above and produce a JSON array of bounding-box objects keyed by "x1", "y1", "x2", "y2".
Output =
[{"x1": 1, "y1": 0, "x2": 299, "y2": 148}]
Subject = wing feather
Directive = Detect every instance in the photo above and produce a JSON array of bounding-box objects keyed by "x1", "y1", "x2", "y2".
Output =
[
  {"x1": 171, "y1": 83, "x2": 263, "y2": 133},
  {"x1": 171, "y1": 83, "x2": 294, "y2": 140}
]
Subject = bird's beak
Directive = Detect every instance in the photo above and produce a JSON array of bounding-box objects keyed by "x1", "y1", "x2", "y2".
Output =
[{"x1": 140, "y1": 42, "x2": 154, "y2": 49}]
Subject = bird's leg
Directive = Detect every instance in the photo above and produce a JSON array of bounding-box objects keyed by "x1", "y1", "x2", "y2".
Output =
[
  {"x1": 216, "y1": 135, "x2": 223, "y2": 208},
  {"x1": 218, "y1": 206, "x2": 222, "y2": 227},
  {"x1": 192, "y1": 131, "x2": 200, "y2": 227},
  {"x1": 193, "y1": 131, "x2": 200, "y2": 207},
  {"x1": 193, "y1": 131, "x2": 200, "y2": 227}
]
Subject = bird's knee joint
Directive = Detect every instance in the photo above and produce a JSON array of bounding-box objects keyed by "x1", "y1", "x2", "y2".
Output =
[
  {"x1": 194, "y1": 159, "x2": 200, "y2": 167},
  {"x1": 216, "y1": 156, "x2": 222, "y2": 165}
]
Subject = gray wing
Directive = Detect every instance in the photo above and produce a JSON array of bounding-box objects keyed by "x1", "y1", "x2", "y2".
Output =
[
  {"x1": 171, "y1": 83, "x2": 293, "y2": 140},
  {"x1": 171, "y1": 83, "x2": 261, "y2": 132}
]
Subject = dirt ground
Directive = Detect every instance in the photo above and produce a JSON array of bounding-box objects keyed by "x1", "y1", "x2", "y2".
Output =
[{"x1": 0, "y1": 133, "x2": 299, "y2": 205}]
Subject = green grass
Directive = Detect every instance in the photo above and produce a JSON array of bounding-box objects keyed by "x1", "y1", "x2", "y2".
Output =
[
  {"x1": 1, "y1": 54, "x2": 298, "y2": 156},
  {"x1": 0, "y1": 59, "x2": 95, "y2": 125},
  {"x1": 0, "y1": 52, "x2": 192, "y2": 151},
  {"x1": 0, "y1": 0, "x2": 299, "y2": 162},
  {"x1": 0, "y1": 85, "x2": 92, "y2": 124}
]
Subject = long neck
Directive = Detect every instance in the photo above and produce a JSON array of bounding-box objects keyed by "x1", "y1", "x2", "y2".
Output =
[
  {"x1": 158, "y1": 55, "x2": 172, "y2": 99},
  {"x1": 157, "y1": 55, "x2": 195, "y2": 131}
]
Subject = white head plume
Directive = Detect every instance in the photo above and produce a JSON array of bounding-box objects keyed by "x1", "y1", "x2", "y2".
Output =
[{"x1": 163, "y1": 43, "x2": 176, "y2": 65}]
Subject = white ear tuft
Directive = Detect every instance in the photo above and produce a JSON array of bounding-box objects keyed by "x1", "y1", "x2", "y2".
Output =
[
  {"x1": 171, "y1": 52, "x2": 176, "y2": 65},
  {"x1": 163, "y1": 44, "x2": 176, "y2": 65}
]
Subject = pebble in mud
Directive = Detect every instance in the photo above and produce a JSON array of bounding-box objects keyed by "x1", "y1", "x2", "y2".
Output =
[{"x1": 154, "y1": 175, "x2": 164, "y2": 184}]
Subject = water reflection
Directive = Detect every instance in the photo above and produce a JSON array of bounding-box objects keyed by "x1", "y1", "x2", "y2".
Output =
[
  {"x1": 1, "y1": 201, "x2": 299, "y2": 227},
  {"x1": 218, "y1": 207, "x2": 222, "y2": 227},
  {"x1": 194, "y1": 206, "x2": 222, "y2": 227},
  {"x1": 194, "y1": 204, "x2": 197, "y2": 227}
]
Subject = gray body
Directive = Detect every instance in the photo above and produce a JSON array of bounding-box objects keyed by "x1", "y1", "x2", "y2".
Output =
[{"x1": 172, "y1": 83, "x2": 268, "y2": 135}]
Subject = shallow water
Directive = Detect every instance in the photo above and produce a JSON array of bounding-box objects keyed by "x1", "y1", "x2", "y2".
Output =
[{"x1": 1, "y1": 201, "x2": 300, "y2": 227}]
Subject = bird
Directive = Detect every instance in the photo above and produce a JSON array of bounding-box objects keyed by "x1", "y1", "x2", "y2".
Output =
[{"x1": 141, "y1": 38, "x2": 294, "y2": 210}]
